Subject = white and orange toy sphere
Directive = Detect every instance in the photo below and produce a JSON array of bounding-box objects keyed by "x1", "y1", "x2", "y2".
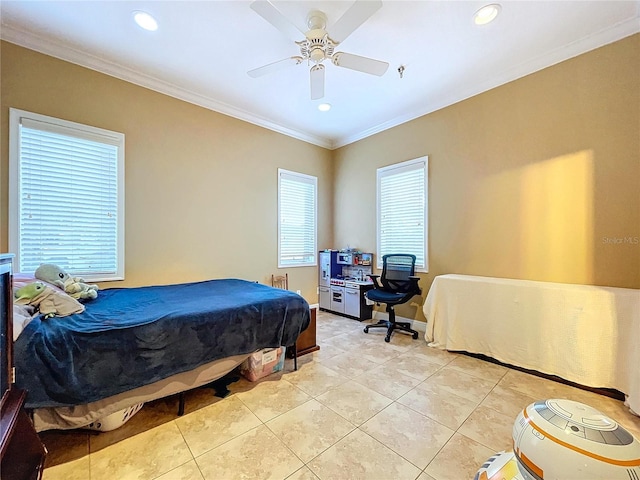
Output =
[{"x1": 512, "y1": 398, "x2": 640, "y2": 479}]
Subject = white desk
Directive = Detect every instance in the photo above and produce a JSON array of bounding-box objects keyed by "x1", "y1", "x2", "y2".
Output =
[{"x1": 424, "y1": 274, "x2": 640, "y2": 414}]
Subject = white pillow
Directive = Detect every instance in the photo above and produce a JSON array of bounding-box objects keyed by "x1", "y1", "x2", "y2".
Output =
[{"x1": 13, "y1": 304, "x2": 36, "y2": 341}]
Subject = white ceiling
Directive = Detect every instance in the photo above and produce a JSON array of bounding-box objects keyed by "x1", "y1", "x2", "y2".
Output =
[{"x1": 1, "y1": 1, "x2": 638, "y2": 149}]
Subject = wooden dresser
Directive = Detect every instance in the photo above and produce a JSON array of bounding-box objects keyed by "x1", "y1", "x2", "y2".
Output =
[
  {"x1": 288, "y1": 306, "x2": 319, "y2": 358},
  {"x1": 0, "y1": 254, "x2": 47, "y2": 480}
]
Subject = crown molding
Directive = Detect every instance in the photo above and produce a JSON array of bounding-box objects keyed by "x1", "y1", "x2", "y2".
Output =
[
  {"x1": 0, "y1": 24, "x2": 333, "y2": 150},
  {"x1": 333, "y1": 14, "x2": 640, "y2": 149},
  {"x1": 3, "y1": 11, "x2": 638, "y2": 152}
]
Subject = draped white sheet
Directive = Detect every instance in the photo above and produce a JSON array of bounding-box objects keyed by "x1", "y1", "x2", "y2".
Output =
[{"x1": 423, "y1": 274, "x2": 640, "y2": 415}]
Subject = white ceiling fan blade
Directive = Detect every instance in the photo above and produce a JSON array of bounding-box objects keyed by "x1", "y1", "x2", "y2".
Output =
[
  {"x1": 310, "y1": 64, "x2": 325, "y2": 100},
  {"x1": 250, "y1": 1, "x2": 306, "y2": 42},
  {"x1": 248, "y1": 56, "x2": 303, "y2": 78},
  {"x1": 332, "y1": 52, "x2": 389, "y2": 76},
  {"x1": 329, "y1": 0, "x2": 382, "y2": 44}
]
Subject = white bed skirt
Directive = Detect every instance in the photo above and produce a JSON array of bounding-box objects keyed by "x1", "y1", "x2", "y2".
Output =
[
  {"x1": 423, "y1": 274, "x2": 640, "y2": 415},
  {"x1": 33, "y1": 352, "x2": 252, "y2": 432}
]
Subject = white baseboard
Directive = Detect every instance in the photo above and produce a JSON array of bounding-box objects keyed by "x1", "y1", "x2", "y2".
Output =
[{"x1": 371, "y1": 311, "x2": 427, "y2": 333}]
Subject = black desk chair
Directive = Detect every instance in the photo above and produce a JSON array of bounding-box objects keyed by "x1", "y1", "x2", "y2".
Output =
[{"x1": 364, "y1": 254, "x2": 422, "y2": 343}]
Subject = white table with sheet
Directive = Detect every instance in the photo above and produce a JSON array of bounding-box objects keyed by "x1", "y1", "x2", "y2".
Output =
[{"x1": 423, "y1": 274, "x2": 640, "y2": 415}]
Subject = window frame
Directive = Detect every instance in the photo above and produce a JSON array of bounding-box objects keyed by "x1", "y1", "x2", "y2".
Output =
[
  {"x1": 376, "y1": 156, "x2": 429, "y2": 273},
  {"x1": 277, "y1": 168, "x2": 317, "y2": 268},
  {"x1": 8, "y1": 108, "x2": 125, "y2": 281}
]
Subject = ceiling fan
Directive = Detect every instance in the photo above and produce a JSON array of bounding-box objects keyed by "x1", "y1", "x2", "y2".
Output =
[{"x1": 248, "y1": 0, "x2": 389, "y2": 100}]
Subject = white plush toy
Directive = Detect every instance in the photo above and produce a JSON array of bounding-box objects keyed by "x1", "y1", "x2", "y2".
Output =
[{"x1": 35, "y1": 263, "x2": 99, "y2": 301}]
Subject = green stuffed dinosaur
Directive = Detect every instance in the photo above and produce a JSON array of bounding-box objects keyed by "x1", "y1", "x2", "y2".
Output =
[
  {"x1": 15, "y1": 281, "x2": 85, "y2": 319},
  {"x1": 35, "y1": 263, "x2": 99, "y2": 301}
]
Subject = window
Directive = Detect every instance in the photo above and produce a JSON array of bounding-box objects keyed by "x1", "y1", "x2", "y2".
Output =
[
  {"x1": 377, "y1": 156, "x2": 428, "y2": 272},
  {"x1": 9, "y1": 108, "x2": 125, "y2": 281},
  {"x1": 278, "y1": 168, "x2": 317, "y2": 267}
]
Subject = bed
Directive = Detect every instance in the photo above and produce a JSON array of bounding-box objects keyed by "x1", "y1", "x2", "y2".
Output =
[{"x1": 13, "y1": 278, "x2": 310, "y2": 431}]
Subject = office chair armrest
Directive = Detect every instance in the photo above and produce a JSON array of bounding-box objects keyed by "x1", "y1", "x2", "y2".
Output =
[
  {"x1": 408, "y1": 276, "x2": 422, "y2": 295},
  {"x1": 369, "y1": 274, "x2": 382, "y2": 289}
]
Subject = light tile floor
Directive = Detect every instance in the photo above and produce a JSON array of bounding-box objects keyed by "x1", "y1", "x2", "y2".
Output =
[{"x1": 40, "y1": 311, "x2": 640, "y2": 480}]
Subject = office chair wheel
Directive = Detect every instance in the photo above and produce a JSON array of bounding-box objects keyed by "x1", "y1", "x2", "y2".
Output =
[
  {"x1": 412, "y1": 332, "x2": 419, "y2": 339},
  {"x1": 385, "y1": 335, "x2": 391, "y2": 343},
  {"x1": 364, "y1": 326, "x2": 369, "y2": 333}
]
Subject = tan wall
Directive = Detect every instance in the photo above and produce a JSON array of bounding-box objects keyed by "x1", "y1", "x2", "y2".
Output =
[
  {"x1": 334, "y1": 34, "x2": 640, "y2": 322},
  {"x1": 0, "y1": 41, "x2": 334, "y2": 300},
  {"x1": 2, "y1": 35, "x2": 639, "y2": 316}
]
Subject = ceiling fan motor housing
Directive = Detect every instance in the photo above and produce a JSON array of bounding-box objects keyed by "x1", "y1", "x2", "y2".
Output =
[
  {"x1": 307, "y1": 10, "x2": 327, "y2": 30},
  {"x1": 298, "y1": 30, "x2": 336, "y2": 63},
  {"x1": 299, "y1": 10, "x2": 337, "y2": 64}
]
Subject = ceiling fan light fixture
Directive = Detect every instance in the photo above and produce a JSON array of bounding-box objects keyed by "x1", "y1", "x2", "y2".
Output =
[
  {"x1": 318, "y1": 103, "x2": 331, "y2": 112},
  {"x1": 474, "y1": 4, "x2": 501, "y2": 26},
  {"x1": 309, "y1": 46, "x2": 325, "y2": 63},
  {"x1": 133, "y1": 11, "x2": 158, "y2": 31}
]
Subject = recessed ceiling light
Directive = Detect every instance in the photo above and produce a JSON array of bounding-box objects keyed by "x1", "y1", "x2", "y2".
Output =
[
  {"x1": 318, "y1": 103, "x2": 331, "y2": 112},
  {"x1": 133, "y1": 11, "x2": 158, "y2": 31},
  {"x1": 474, "y1": 4, "x2": 501, "y2": 26}
]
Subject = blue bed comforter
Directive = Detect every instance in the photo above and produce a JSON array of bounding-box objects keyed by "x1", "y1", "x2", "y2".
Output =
[{"x1": 14, "y1": 279, "x2": 310, "y2": 409}]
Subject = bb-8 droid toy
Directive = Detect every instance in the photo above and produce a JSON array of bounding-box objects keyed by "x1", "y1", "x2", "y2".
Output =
[{"x1": 474, "y1": 398, "x2": 640, "y2": 480}]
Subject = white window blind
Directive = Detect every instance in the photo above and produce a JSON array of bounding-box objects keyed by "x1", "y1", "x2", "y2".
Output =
[
  {"x1": 377, "y1": 156, "x2": 428, "y2": 272},
  {"x1": 9, "y1": 109, "x2": 125, "y2": 281},
  {"x1": 278, "y1": 169, "x2": 317, "y2": 267}
]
